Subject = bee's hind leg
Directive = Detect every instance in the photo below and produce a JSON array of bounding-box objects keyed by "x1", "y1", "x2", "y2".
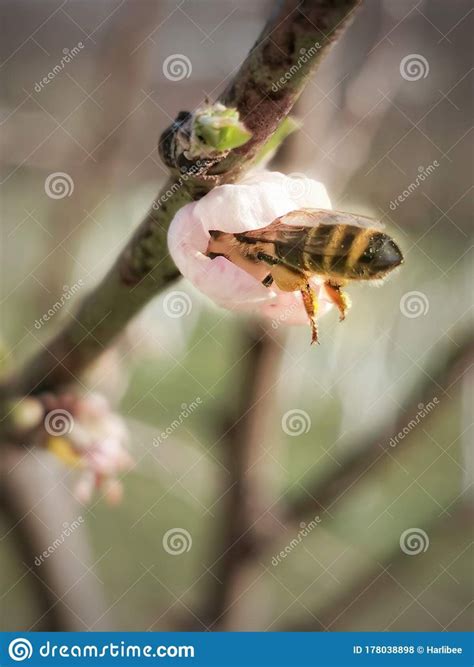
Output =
[
  {"x1": 324, "y1": 281, "x2": 351, "y2": 321},
  {"x1": 269, "y1": 263, "x2": 319, "y2": 345},
  {"x1": 256, "y1": 251, "x2": 280, "y2": 266},
  {"x1": 249, "y1": 251, "x2": 277, "y2": 287},
  {"x1": 300, "y1": 282, "x2": 319, "y2": 345}
]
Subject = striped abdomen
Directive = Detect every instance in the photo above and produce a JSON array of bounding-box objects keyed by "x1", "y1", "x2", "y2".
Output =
[{"x1": 275, "y1": 223, "x2": 403, "y2": 281}]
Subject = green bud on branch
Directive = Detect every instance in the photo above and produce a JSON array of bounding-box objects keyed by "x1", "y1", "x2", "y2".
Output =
[{"x1": 191, "y1": 104, "x2": 252, "y2": 155}]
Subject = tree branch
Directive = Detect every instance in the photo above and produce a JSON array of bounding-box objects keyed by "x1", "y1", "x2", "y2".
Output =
[
  {"x1": 199, "y1": 325, "x2": 284, "y2": 630},
  {"x1": 1, "y1": 0, "x2": 361, "y2": 402},
  {"x1": 171, "y1": 331, "x2": 472, "y2": 629}
]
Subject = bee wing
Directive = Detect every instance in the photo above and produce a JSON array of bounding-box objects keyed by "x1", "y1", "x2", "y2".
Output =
[
  {"x1": 240, "y1": 209, "x2": 383, "y2": 240},
  {"x1": 278, "y1": 208, "x2": 384, "y2": 230},
  {"x1": 235, "y1": 222, "x2": 308, "y2": 244},
  {"x1": 236, "y1": 209, "x2": 385, "y2": 272}
]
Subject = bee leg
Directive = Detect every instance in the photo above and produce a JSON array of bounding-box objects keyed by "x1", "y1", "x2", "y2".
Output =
[
  {"x1": 324, "y1": 281, "x2": 351, "y2": 321},
  {"x1": 269, "y1": 264, "x2": 318, "y2": 344},
  {"x1": 300, "y1": 282, "x2": 319, "y2": 345},
  {"x1": 256, "y1": 251, "x2": 280, "y2": 266},
  {"x1": 262, "y1": 274, "x2": 274, "y2": 287}
]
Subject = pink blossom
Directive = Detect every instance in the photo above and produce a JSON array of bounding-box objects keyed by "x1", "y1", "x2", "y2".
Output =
[
  {"x1": 168, "y1": 171, "x2": 334, "y2": 324},
  {"x1": 42, "y1": 392, "x2": 132, "y2": 504}
]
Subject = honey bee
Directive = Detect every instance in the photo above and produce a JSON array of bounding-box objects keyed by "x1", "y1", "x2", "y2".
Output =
[{"x1": 207, "y1": 209, "x2": 404, "y2": 344}]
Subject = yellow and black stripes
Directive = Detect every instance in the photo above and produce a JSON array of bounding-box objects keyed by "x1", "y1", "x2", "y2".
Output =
[
  {"x1": 321, "y1": 225, "x2": 347, "y2": 272},
  {"x1": 297, "y1": 224, "x2": 375, "y2": 278},
  {"x1": 344, "y1": 227, "x2": 375, "y2": 274},
  {"x1": 233, "y1": 220, "x2": 403, "y2": 282}
]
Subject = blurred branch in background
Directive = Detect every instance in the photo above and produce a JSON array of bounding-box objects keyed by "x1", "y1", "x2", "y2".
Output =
[
  {"x1": 0, "y1": 4, "x2": 162, "y2": 631},
  {"x1": 0, "y1": 448, "x2": 107, "y2": 630},
  {"x1": 283, "y1": 331, "x2": 473, "y2": 524},
  {"x1": 187, "y1": 328, "x2": 472, "y2": 630},
  {"x1": 199, "y1": 324, "x2": 285, "y2": 630},
  {"x1": 285, "y1": 500, "x2": 474, "y2": 631},
  {"x1": 38, "y1": 2, "x2": 162, "y2": 295}
]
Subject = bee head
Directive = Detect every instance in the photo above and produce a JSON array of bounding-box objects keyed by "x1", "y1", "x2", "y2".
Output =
[{"x1": 358, "y1": 233, "x2": 404, "y2": 279}]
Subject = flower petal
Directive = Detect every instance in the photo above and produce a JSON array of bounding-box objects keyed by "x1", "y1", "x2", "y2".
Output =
[{"x1": 167, "y1": 171, "x2": 333, "y2": 321}]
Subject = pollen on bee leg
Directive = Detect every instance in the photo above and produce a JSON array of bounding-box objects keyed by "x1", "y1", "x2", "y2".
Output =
[
  {"x1": 301, "y1": 283, "x2": 319, "y2": 345},
  {"x1": 324, "y1": 281, "x2": 351, "y2": 321}
]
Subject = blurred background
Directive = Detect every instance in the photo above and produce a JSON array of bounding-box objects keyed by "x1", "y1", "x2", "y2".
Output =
[{"x1": 1, "y1": 0, "x2": 472, "y2": 632}]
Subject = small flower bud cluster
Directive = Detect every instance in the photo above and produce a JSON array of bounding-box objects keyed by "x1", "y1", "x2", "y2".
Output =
[{"x1": 8, "y1": 392, "x2": 132, "y2": 505}]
